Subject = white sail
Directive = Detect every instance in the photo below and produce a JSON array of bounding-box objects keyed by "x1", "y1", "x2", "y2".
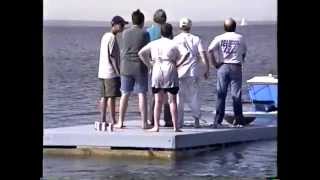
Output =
[{"x1": 240, "y1": 18, "x2": 248, "y2": 26}]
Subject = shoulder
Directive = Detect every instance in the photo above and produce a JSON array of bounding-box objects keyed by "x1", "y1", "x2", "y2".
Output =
[
  {"x1": 232, "y1": 32, "x2": 243, "y2": 38},
  {"x1": 168, "y1": 40, "x2": 179, "y2": 49},
  {"x1": 134, "y1": 28, "x2": 148, "y2": 37},
  {"x1": 173, "y1": 33, "x2": 185, "y2": 43},
  {"x1": 209, "y1": 35, "x2": 221, "y2": 45},
  {"x1": 235, "y1": 32, "x2": 243, "y2": 36},
  {"x1": 147, "y1": 39, "x2": 156, "y2": 46},
  {"x1": 122, "y1": 28, "x2": 130, "y2": 36},
  {"x1": 101, "y1": 32, "x2": 114, "y2": 43},
  {"x1": 146, "y1": 25, "x2": 154, "y2": 32},
  {"x1": 174, "y1": 33, "x2": 183, "y2": 39},
  {"x1": 123, "y1": 27, "x2": 135, "y2": 34},
  {"x1": 232, "y1": 33, "x2": 245, "y2": 43},
  {"x1": 215, "y1": 33, "x2": 225, "y2": 39},
  {"x1": 224, "y1": 32, "x2": 241, "y2": 38},
  {"x1": 190, "y1": 33, "x2": 199, "y2": 39},
  {"x1": 102, "y1": 32, "x2": 112, "y2": 39},
  {"x1": 191, "y1": 33, "x2": 202, "y2": 42}
]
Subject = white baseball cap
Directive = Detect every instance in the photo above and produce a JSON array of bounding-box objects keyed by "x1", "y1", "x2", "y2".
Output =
[{"x1": 179, "y1": 17, "x2": 192, "y2": 28}]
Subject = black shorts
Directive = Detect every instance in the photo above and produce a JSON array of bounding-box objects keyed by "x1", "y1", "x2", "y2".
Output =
[
  {"x1": 152, "y1": 87, "x2": 179, "y2": 95},
  {"x1": 100, "y1": 77, "x2": 121, "y2": 98}
]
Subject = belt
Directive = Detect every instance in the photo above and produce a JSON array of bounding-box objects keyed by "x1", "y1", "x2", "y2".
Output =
[
  {"x1": 222, "y1": 63, "x2": 242, "y2": 66},
  {"x1": 153, "y1": 58, "x2": 174, "y2": 63}
]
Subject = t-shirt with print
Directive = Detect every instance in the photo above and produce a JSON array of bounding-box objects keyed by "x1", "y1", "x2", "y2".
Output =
[
  {"x1": 98, "y1": 32, "x2": 120, "y2": 79},
  {"x1": 208, "y1": 32, "x2": 247, "y2": 64},
  {"x1": 173, "y1": 32, "x2": 205, "y2": 78}
]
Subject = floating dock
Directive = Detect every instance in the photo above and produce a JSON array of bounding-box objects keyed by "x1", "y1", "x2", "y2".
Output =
[{"x1": 43, "y1": 111, "x2": 277, "y2": 159}]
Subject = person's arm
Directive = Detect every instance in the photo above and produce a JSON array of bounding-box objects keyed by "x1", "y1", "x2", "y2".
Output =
[
  {"x1": 138, "y1": 44, "x2": 152, "y2": 69},
  {"x1": 175, "y1": 40, "x2": 190, "y2": 67},
  {"x1": 176, "y1": 49, "x2": 190, "y2": 68},
  {"x1": 242, "y1": 38, "x2": 247, "y2": 63},
  {"x1": 108, "y1": 36, "x2": 121, "y2": 75},
  {"x1": 197, "y1": 39, "x2": 209, "y2": 79},
  {"x1": 207, "y1": 38, "x2": 220, "y2": 69},
  {"x1": 176, "y1": 51, "x2": 190, "y2": 68},
  {"x1": 199, "y1": 51, "x2": 209, "y2": 79}
]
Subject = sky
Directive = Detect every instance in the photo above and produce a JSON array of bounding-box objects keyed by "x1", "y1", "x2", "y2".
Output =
[{"x1": 43, "y1": 0, "x2": 277, "y2": 22}]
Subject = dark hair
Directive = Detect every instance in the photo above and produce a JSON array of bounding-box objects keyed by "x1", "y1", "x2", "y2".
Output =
[
  {"x1": 153, "y1": 9, "x2": 167, "y2": 24},
  {"x1": 161, "y1": 23, "x2": 173, "y2": 38},
  {"x1": 132, "y1": 9, "x2": 145, "y2": 25},
  {"x1": 224, "y1": 19, "x2": 236, "y2": 32},
  {"x1": 180, "y1": 26, "x2": 190, "y2": 31}
]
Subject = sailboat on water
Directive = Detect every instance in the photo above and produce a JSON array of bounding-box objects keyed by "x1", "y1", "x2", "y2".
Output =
[{"x1": 240, "y1": 18, "x2": 248, "y2": 26}]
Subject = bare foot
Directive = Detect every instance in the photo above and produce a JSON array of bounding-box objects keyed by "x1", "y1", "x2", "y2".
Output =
[
  {"x1": 174, "y1": 129, "x2": 182, "y2": 132},
  {"x1": 143, "y1": 124, "x2": 153, "y2": 129},
  {"x1": 114, "y1": 123, "x2": 124, "y2": 129},
  {"x1": 147, "y1": 126, "x2": 159, "y2": 132}
]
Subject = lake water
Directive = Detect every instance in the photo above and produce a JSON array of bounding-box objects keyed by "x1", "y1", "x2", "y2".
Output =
[{"x1": 43, "y1": 24, "x2": 277, "y2": 179}]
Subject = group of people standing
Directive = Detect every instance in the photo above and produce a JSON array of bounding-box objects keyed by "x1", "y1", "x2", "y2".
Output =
[{"x1": 97, "y1": 9, "x2": 247, "y2": 132}]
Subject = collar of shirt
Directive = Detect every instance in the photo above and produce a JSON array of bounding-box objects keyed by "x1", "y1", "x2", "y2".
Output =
[{"x1": 132, "y1": 25, "x2": 142, "y2": 29}]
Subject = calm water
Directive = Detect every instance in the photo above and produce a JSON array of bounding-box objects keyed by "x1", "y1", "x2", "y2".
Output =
[{"x1": 43, "y1": 24, "x2": 277, "y2": 178}]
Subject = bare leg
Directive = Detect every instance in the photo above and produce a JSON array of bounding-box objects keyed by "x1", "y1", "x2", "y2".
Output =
[
  {"x1": 163, "y1": 94, "x2": 173, "y2": 127},
  {"x1": 147, "y1": 73, "x2": 154, "y2": 126},
  {"x1": 107, "y1": 97, "x2": 116, "y2": 132},
  {"x1": 100, "y1": 97, "x2": 107, "y2": 122},
  {"x1": 115, "y1": 93, "x2": 130, "y2": 128},
  {"x1": 138, "y1": 93, "x2": 148, "y2": 129},
  {"x1": 168, "y1": 93, "x2": 182, "y2": 132},
  {"x1": 148, "y1": 91, "x2": 164, "y2": 132},
  {"x1": 148, "y1": 92, "x2": 155, "y2": 126},
  {"x1": 176, "y1": 88, "x2": 184, "y2": 128}
]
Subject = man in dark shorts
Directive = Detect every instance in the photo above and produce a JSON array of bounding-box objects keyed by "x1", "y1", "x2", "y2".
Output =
[{"x1": 98, "y1": 15, "x2": 128, "y2": 131}]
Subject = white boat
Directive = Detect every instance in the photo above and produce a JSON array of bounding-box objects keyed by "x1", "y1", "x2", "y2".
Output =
[
  {"x1": 240, "y1": 18, "x2": 248, "y2": 26},
  {"x1": 246, "y1": 74, "x2": 278, "y2": 112}
]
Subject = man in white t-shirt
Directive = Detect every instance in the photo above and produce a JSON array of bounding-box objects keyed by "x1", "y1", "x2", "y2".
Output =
[
  {"x1": 208, "y1": 18, "x2": 247, "y2": 128},
  {"x1": 173, "y1": 17, "x2": 209, "y2": 128},
  {"x1": 98, "y1": 16, "x2": 128, "y2": 131}
]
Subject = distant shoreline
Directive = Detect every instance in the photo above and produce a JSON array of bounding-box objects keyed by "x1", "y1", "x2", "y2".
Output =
[{"x1": 43, "y1": 20, "x2": 276, "y2": 27}]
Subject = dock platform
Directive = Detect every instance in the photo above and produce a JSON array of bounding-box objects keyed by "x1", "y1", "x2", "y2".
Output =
[{"x1": 43, "y1": 111, "x2": 277, "y2": 159}]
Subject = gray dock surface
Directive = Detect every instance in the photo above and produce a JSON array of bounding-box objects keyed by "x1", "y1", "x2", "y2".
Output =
[{"x1": 44, "y1": 111, "x2": 277, "y2": 159}]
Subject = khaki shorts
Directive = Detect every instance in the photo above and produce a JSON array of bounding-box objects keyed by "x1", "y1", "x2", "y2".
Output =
[{"x1": 100, "y1": 77, "x2": 121, "y2": 98}]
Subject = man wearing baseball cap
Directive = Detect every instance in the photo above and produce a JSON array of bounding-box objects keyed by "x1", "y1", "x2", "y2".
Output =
[
  {"x1": 111, "y1": 15, "x2": 128, "y2": 27},
  {"x1": 174, "y1": 17, "x2": 210, "y2": 128},
  {"x1": 97, "y1": 15, "x2": 128, "y2": 132}
]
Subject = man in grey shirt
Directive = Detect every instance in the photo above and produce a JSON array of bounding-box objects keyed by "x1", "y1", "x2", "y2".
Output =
[{"x1": 114, "y1": 9, "x2": 150, "y2": 129}]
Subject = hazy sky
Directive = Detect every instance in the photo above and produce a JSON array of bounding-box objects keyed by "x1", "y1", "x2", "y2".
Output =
[{"x1": 44, "y1": 0, "x2": 277, "y2": 22}]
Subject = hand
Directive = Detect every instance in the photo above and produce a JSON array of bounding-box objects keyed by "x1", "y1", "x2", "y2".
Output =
[{"x1": 215, "y1": 63, "x2": 222, "y2": 69}]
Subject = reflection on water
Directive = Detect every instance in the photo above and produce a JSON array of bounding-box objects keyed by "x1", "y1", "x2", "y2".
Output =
[{"x1": 43, "y1": 140, "x2": 276, "y2": 179}]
